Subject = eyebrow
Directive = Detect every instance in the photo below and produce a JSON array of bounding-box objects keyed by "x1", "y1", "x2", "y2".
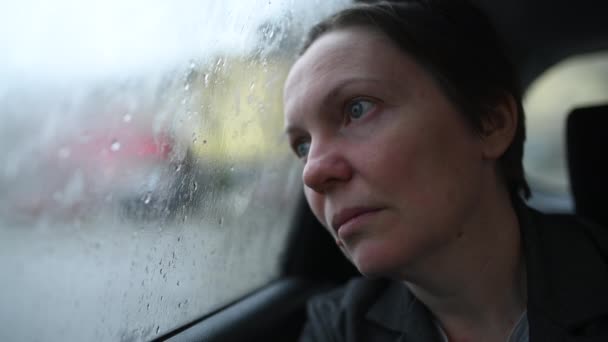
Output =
[{"x1": 284, "y1": 77, "x2": 386, "y2": 136}]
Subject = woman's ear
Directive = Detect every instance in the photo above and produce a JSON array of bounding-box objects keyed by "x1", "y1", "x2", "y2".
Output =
[{"x1": 480, "y1": 93, "x2": 518, "y2": 160}]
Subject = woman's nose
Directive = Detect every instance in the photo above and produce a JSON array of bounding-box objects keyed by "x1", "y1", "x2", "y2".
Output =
[{"x1": 302, "y1": 142, "x2": 352, "y2": 193}]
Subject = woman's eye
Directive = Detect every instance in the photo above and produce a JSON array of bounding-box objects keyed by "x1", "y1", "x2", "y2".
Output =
[
  {"x1": 346, "y1": 99, "x2": 375, "y2": 120},
  {"x1": 294, "y1": 141, "x2": 310, "y2": 158}
]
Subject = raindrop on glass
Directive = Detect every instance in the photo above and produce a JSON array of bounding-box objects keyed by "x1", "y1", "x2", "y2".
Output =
[
  {"x1": 184, "y1": 83, "x2": 190, "y2": 91},
  {"x1": 143, "y1": 192, "x2": 152, "y2": 204},
  {"x1": 123, "y1": 114, "x2": 132, "y2": 123},
  {"x1": 204, "y1": 74, "x2": 210, "y2": 87},
  {"x1": 110, "y1": 140, "x2": 121, "y2": 152},
  {"x1": 156, "y1": 326, "x2": 160, "y2": 334}
]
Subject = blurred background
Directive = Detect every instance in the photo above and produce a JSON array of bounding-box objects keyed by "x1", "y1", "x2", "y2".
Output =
[{"x1": 0, "y1": 0, "x2": 348, "y2": 341}]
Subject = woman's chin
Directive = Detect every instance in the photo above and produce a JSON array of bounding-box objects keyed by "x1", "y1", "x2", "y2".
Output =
[{"x1": 348, "y1": 241, "x2": 408, "y2": 278}]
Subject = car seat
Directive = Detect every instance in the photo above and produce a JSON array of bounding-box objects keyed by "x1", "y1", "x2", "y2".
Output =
[{"x1": 566, "y1": 104, "x2": 608, "y2": 227}]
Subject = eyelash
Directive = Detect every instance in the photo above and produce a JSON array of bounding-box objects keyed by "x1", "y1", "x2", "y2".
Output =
[
  {"x1": 290, "y1": 136, "x2": 310, "y2": 159},
  {"x1": 343, "y1": 97, "x2": 377, "y2": 124},
  {"x1": 290, "y1": 97, "x2": 380, "y2": 160}
]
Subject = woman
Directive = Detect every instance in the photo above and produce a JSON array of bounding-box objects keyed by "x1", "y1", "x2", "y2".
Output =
[{"x1": 283, "y1": 1, "x2": 608, "y2": 341}]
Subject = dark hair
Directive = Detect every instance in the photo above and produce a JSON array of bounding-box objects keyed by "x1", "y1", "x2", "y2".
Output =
[{"x1": 300, "y1": 0, "x2": 531, "y2": 199}]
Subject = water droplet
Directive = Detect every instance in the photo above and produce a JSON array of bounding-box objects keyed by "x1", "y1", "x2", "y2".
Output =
[
  {"x1": 178, "y1": 302, "x2": 182, "y2": 308},
  {"x1": 249, "y1": 82, "x2": 255, "y2": 91},
  {"x1": 184, "y1": 83, "x2": 190, "y2": 91},
  {"x1": 190, "y1": 61, "x2": 197, "y2": 69},
  {"x1": 143, "y1": 192, "x2": 151, "y2": 204},
  {"x1": 204, "y1": 74, "x2": 210, "y2": 86},
  {"x1": 174, "y1": 163, "x2": 183, "y2": 173},
  {"x1": 160, "y1": 296, "x2": 163, "y2": 301},
  {"x1": 230, "y1": 166, "x2": 235, "y2": 172},
  {"x1": 146, "y1": 303, "x2": 150, "y2": 311},
  {"x1": 202, "y1": 139, "x2": 207, "y2": 144},
  {"x1": 176, "y1": 281, "x2": 180, "y2": 286},
  {"x1": 110, "y1": 140, "x2": 121, "y2": 152},
  {"x1": 192, "y1": 181, "x2": 198, "y2": 191},
  {"x1": 123, "y1": 113, "x2": 132, "y2": 123},
  {"x1": 218, "y1": 217, "x2": 224, "y2": 225},
  {"x1": 177, "y1": 236, "x2": 182, "y2": 242},
  {"x1": 192, "y1": 132, "x2": 197, "y2": 143},
  {"x1": 159, "y1": 268, "x2": 163, "y2": 275},
  {"x1": 156, "y1": 326, "x2": 160, "y2": 334}
]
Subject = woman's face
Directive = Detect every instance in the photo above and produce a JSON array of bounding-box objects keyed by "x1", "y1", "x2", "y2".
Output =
[{"x1": 283, "y1": 27, "x2": 491, "y2": 278}]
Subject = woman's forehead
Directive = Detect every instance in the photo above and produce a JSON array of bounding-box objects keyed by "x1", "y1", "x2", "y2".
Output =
[
  {"x1": 283, "y1": 27, "x2": 425, "y2": 118},
  {"x1": 287, "y1": 27, "x2": 393, "y2": 84}
]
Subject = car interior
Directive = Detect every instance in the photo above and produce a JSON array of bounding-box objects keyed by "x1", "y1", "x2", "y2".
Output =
[
  {"x1": 157, "y1": 0, "x2": 608, "y2": 341},
  {"x1": 1, "y1": 0, "x2": 607, "y2": 341}
]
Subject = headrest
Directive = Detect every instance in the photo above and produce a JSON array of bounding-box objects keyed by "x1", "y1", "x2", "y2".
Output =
[{"x1": 566, "y1": 104, "x2": 608, "y2": 227}]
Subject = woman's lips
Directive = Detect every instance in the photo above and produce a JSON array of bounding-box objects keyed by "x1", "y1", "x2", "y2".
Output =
[{"x1": 331, "y1": 207, "x2": 383, "y2": 236}]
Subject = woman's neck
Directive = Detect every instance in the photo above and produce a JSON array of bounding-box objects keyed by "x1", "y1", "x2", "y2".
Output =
[{"x1": 402, "y1": 189, "x2": 527, "y2": 341}]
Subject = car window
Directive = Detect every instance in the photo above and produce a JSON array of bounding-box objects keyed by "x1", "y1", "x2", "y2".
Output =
[
  {"x1": 523, "y1": 51, "x2": 608, "y2": 212},
  {"x1": 0, "y1": 1, "x2": 348, "y2": 341}
]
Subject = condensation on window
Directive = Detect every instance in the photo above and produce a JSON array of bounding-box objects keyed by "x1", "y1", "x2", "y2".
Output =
[
  {"x1": 523, "y1": 51, "x2": 608, "y2": 211},
  {"x1": 0, "y1": 0, "x2": 349, "y2": 341}
]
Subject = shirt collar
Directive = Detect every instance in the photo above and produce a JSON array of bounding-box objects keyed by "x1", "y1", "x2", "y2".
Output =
[{"x1": 366, "y1": 280, "x2": 440, "y2": 340}]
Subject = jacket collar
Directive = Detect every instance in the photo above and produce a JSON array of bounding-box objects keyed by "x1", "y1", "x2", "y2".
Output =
[
  {"x1": 366, "y1": 280, "x2": 440, "y2": 340},
  {"x1": 518, "y1": 202, "x2": 608, "y2": 332}
]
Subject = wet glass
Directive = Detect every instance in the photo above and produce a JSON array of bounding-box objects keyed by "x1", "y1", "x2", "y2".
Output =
[{"x1": 0, "y1": 0, "x2": 348, "y2": 340}]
